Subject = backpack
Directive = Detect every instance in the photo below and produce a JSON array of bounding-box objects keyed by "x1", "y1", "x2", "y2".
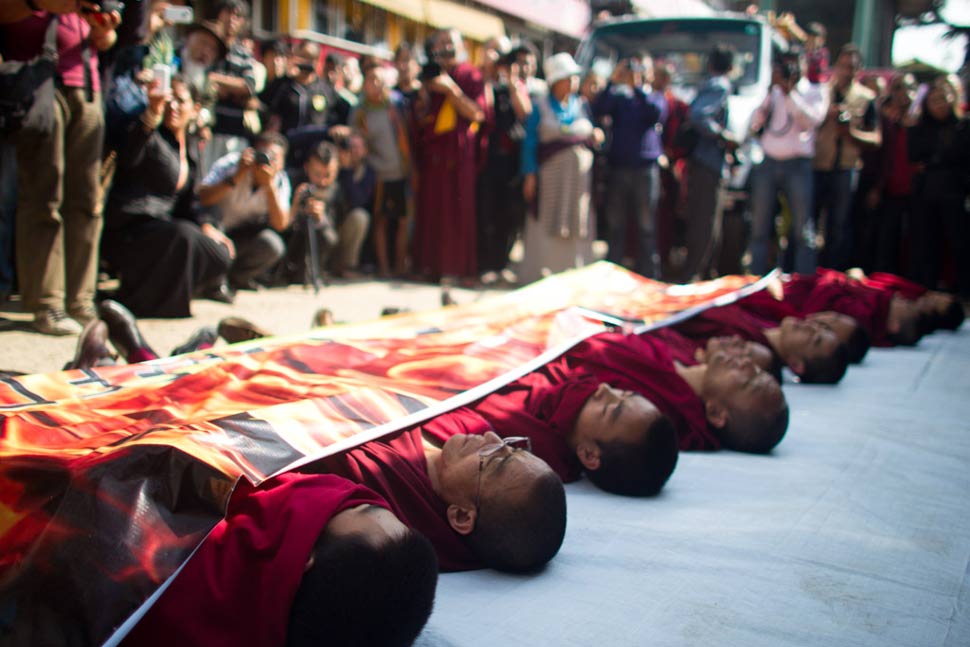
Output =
[{"x1": 0, "y1": 16, "x2": 59, "y2": 137}]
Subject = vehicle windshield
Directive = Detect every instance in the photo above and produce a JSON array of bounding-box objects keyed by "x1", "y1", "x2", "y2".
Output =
[{"x1": 578, "y1": 19, "x2": 763, "y2": 90}]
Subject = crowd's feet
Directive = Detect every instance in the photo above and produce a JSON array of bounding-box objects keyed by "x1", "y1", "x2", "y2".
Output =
[
  {"x1": 64, "y1": 319, "x2": 115, "y2": 370},
  {"x1": 311, "y1": 308, "x2": 335, "y2": 327},
  {"x1": 32, "y1": 308, "x2": 84, "y2": 336},
  {"x1": 217, "y1": 316, "x2": 271, "y2": 344},
  {"x1": 171, "y1": 327, "x2": 218, "y2": 356},
  {"x1": 98, "y1": 299, "x2": 158, "y2": 362},
  {"x1": 199, "y1": 280, "x2": 236, "y2": 305}
]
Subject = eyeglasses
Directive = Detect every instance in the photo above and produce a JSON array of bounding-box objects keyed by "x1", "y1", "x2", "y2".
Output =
[{"x1": 474, "y1": 436, "x2": 532, "y2": 511}]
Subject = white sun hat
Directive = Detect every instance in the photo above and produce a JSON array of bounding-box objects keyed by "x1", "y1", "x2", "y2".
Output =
[{"x1": 544, "y1": 52, "x2": 583, "y2": 86}]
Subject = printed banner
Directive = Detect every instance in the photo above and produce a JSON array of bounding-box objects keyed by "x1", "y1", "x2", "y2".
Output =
[{"x1": 0, "y1": 263, "x2": 765, "y2": 645}]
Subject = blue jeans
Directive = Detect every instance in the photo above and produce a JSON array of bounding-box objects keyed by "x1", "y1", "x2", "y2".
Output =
[
  {"x1": 605, "y1": 164, "x2": 660, "y2": 278},
  {"x1": 815, "y1": 168, "x2": 856, "y2": 270},
  {"x1": 749, "y1": 156, "x2": 816, "y2": 275}
]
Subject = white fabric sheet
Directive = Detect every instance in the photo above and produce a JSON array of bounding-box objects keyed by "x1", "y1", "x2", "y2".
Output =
[{"x1": 416, "y1": 326, "x2": 970, "y2": 647}]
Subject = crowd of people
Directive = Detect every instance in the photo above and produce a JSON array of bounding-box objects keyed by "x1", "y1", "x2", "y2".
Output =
[{"x1": 1, "y1": 1, "x2": 968, "y2": 337}]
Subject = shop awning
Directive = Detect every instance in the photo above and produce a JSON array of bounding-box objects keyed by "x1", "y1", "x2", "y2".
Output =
[
  {"x1": 357, "y1": 0, "x2": 426, "y2": 25},
  {"x1": 357, "y1": 0, "x2": 506, "y2": 43},
  {"x1": 424, "y1": 0, "x2": 506, "y2": 42}
]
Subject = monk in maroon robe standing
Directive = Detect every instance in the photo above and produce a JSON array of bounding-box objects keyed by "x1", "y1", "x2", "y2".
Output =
[
  {"x1": 305, "y1": 424, "x2": 566, "y2": 573},
  {"x1": 411, "y1": 29, "x2": 487, "y2": 280},
  {"x1": 124, "y1": 473, "x2": 438, "y2": 647}
]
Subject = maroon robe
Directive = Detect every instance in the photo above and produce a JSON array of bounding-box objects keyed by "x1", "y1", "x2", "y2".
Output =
[
  {"x1": 565, "y1": 333, "x2": 717, "y2": 451},
  {"x1": 736, "y1": 289, "x2": 801, "y2": 325},
  {"x1": 645, "y1": 326, "x2": 703, "y2": 366},
  {"x1": 124, "y1": 474, "x2": 389, "y2": 647},
  {"x1": 862, "y1": 272, "x2": 927, "y2": 300},
  {"x1": 780, "y1": 270, "x2": 894, "y2": 346},
  {"x1": 306, "y1": 427, "x2": 479, "y2": 571},
  {"x1": 463, "y1": 331, "x2": 715, "y2": 456},
  {"x1": 673, "y1": 303, "x2": 775, "y2": 352},
  {"x1": 412, "y1": 62, "x2": 486, "y2": 279}
]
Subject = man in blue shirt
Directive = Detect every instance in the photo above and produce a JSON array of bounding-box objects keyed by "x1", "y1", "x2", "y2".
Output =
[
  {"x1": 592, "y1": 53, "x2": 667, "y2": 278},
  {"x1": 680, "y1": 45, "x2": 739, "y2": 282}
]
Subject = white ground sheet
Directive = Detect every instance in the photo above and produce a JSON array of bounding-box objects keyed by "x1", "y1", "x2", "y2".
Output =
[{"x1": 416, "y1": 326, "x2": 970, "y2": 647}]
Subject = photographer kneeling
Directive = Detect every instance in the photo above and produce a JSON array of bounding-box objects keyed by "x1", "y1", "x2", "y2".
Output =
[
  {"x1": 102, "y1": 76, "x2": 233, "y2": 318},
  {"x1": 197, "y1": 132, "x2": 292, "y2": 298}
]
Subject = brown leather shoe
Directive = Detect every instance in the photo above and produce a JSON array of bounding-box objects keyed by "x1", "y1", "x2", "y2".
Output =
[
  {"x1": 217, "y1": 317, "x2": 271, "y2": 344},
  {"x1": 98, "y1": 299, "x2": 157, "y2": 361},
  {"x1": 64, "y1": 319, "x2": 115, "y2": 370}
]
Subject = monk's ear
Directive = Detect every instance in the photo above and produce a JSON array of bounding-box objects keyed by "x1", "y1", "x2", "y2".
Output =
[
  {"x1": 446, "y1": 503, "x2": 477, "y2": 536},
  {"x1": 694, "y1": 347, "x2": 706, "y2": 363},
  {"x1": 705, "y1": 399, "x2": 728, "y2": 429},
  {"x1": 575, "y1": 440, "x2": 601, "y2": 472},
  {"x1": 788, "y1": 356, "x2": 806, "y2": 376}
]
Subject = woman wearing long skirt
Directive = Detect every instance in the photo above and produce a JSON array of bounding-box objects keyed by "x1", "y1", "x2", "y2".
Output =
[{"x1": 519, "y1": 53, "x2": 603, "y2": 284}]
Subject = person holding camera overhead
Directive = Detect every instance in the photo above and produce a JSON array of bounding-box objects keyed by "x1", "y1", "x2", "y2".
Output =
[
  {"x1": 812, "y1": 44, "x2": 880, "y2": 271},
  {"x1": 411, "y1": 28, "x2": 486, "y2": 282},
  {"x1": 197, "y1": 131, "x2": 292, "y2": 299},
  {"x1": 747, "y1": 48, "x2": 828, "y2": 276},
  {"x1": 1, "y1": 0, "x2": 121, "y2": 335},
  {"x1": 102, "y1": 76, "x2": 233, "y2": 318}
]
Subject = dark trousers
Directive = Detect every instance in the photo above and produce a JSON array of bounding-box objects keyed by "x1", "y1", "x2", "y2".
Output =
[
  {"x1": 866, "y1": 194, "x2": 909, "y2": 275},
  {"x1": 227, "y1": 224, "x2": 286, "y2": 285},
  {"x1": 102, "y1": 217, "x2": 232, "y2": 318},
  {"x1": 815, "y1": 168, "x2": 856, "y2": 270},
  {"x1": 605, "y1": 164, "x2": 660, "y2": 278},
  {"x1": 910, "y1": 183, "x2": 970, "y2": 297},
  {"x1": 681, "y1": 162, "x2": 723, "y2": 282},
  {"x1": 476, "y1": 155, "x2": 524, "y2": 274}
]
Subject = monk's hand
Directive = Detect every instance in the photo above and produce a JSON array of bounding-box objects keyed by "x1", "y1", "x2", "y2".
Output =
[{"x1": 523, "y1": 174, "x2": 537, "y2": 202}]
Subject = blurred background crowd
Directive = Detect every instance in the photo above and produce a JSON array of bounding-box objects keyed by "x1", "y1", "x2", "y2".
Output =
[{"x1": 0, "y1": 0, "x2": 967, "y2": 335}]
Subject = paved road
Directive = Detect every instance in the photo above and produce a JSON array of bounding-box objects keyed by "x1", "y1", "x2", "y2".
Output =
[{"x1": 0, "y1": 279, "x2": 506, "y2": 375}]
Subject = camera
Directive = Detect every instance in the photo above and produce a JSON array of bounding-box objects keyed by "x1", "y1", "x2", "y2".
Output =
[
  {"x1": 82, "y1": 0, "x2": 125, "y2": 13},
  {"x1": 162, "y1": 5, "x2": 194, "y2": 24},
  {"x1": 419, "y1": 61, "x2": 442, "y2": 82},
  {"x1": 254, "y1": 151, "x2": 272, "y2": 166}
]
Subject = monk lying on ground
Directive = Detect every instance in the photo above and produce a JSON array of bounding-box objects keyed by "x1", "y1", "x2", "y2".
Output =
[
  {"x1": 672, "y1": 300, "x2": 851, "y2": 384},
  {"x1": 415, "y1": 331, "x2": 788, "y2": 499},
  {"x1": 124, "y1": 473, "x2": 438, "y2": 647},
  {"x1": 302, "y1": 423, "x2": 567, "y2": 573}
]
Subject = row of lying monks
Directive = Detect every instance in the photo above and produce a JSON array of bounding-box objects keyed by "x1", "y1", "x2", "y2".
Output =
[{"x1": 118, "y1": 268, "x2": 964, "y2": 647}]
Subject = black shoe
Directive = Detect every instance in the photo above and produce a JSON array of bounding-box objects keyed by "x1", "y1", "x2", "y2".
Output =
[
  {"x1": 229, "y1": 277, "x2": 261, "y2": 291},
  {"x1": 98, "y1": 299, "x2": 157, "y2": 361},
  {"x1": 217, "y1": 316, "x2": 271, "y2": 344},
  {"x1": 171, "y1": 326, "x2": 218, "y2": 356},
  {"x1": 201, "y1": 281, "x2": 236, "y2": 304},
  {"x1": 64, "y1": 319, "x2": 115, "y2": 370}
]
